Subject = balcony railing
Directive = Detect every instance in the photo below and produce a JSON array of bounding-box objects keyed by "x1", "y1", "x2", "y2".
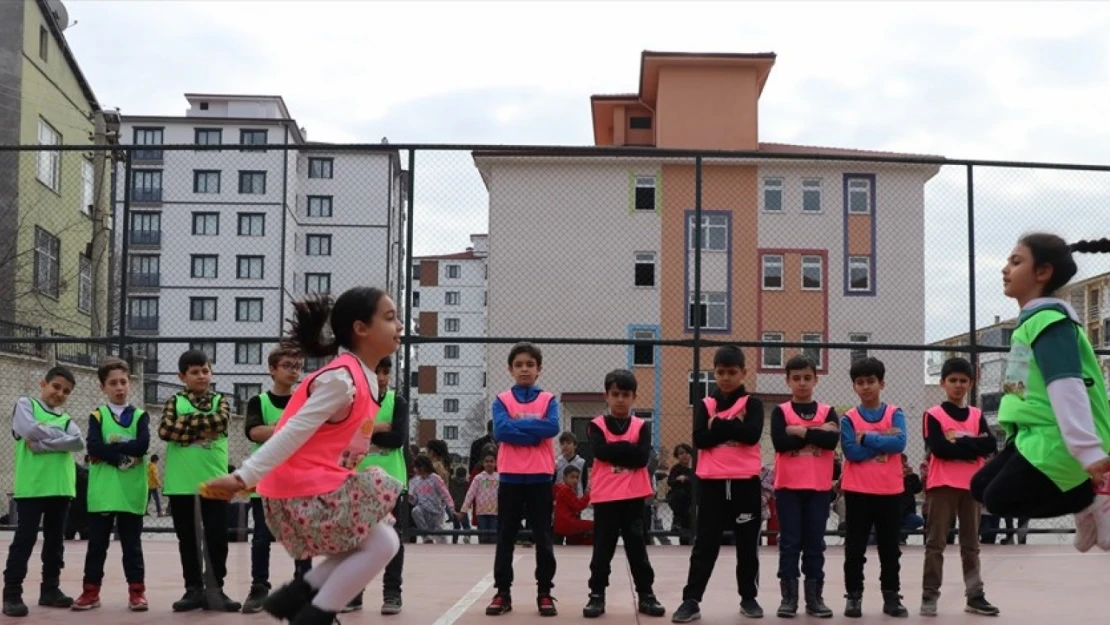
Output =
[
  {"x1": 131, "y1": 188, "x2": 163, "y2": 203},
  {"x1": 129, "y1": 230, "x2": 162, "y2": 246},
  {"x1": 133, "y1": 148, "x2": 164, "y2": 161},
  {"x1": 127, "y1": 316, "x2": 159, "y2": 332},
  {"x1": 128, "y1": 272, "x2": 161, "y2": 288}
]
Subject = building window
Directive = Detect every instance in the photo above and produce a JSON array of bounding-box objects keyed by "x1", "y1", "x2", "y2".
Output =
[
  {"x1": 802, "y1": 178, "x2": 822, "y2": 212},
  {"x1": 191, "y1": 254, "x2": 218, "y2": 279},
  {"x1": 77, "y1": 255, "x2": 92, "y2": 314},
  {"x1": 444, "y1": 317, "x2": 460, "y2": 333},
  {"x1": 305, "y1": 273, "x2": 331, "y2": 294},
  {"x1": 33, "y1": 227, "x2": 60, "y2": 297},
  {"x1": 38, "y1": 26, "x2": 48, "y2": 61},
  {"x1": 848, "y1": 178, "x2": 872, "y2": 214},
  {"x1": 801, "y1": 332, "x2": 823, "y2": 368},
  {"x1": 687, "y1": 214, "x2": 728, "y2": 251},
  {"x1": 132, "y1": 170, "x2": 163, "y2": 202},
  {"x1": 236, "y1": 298, "x2": 263, "y2": 322},
  {"x1": 445, "y1": 291, "x2": 460, "y2": 306},
  {"x1": 412, "y1": 263, "x2": 421, "y2": 281},
  {"x1": 132, "y1": 128, "x2": 164, "y2": 160},
  {"x1": 36, "y1": 119, "x2": 61, "y2": 191},
  {"x1": 446, "y1": 264, "x2": 461, "y2": 279},
  {"x1": 128, "y1": 297, "x2": 159, "y2": 331},
  {"x1": 632, "y1": 329, "x2": 655, "y2": 366},
  {"x1": 191, "y1": 212, "x2": 219, "y2": 236},
  {"x1": 629, "y1": 116, "x2": 652, "y2": 130},
  {"x1": 762, "y1": 178, "x2": 783, "y2": 212},
  {"x1": 234, "y1": 384, "x2": 263, "y2": 407},
  {"x1": 802, "y1": 255, "x2": 823, "y2": 290},
  {"x1": 688, "y1": 371, "x2": 719, "y2": 405},
  {"x1": 238, "y1": 213, "x2": 264, "y2": 236},
  {"x1": 444, "y1": 371, "x2": 459, "y2": 386},
  {"x1": 443, "y1": 425, "x2": 459, "y2": 440},
  {"x1": 195, "y1": 128, "x2": 222, "y2": 147},
  {"x1": 235, "y1": 342, "x2": 263, "y2": 365},
  {"x1": 634, "y1": 175, "x2": 657, "y2": 211},
  {"x1": 193, "y1": 170, "x2": 221, "y2": 194},
  {"x1": 240, "y1": 129, "x2": 268, "y2": 150},
  {"x1": 849, "y1": 333, "x2": 870, "y2": 362},
  {"x1": 412, "y1": 291, "x2": 420, "y2": 307},
  {"x1": 634, "y1": 252, "x2": 656, "y2": 287},
  {"x1": 308, "y1": 157, "x2": 334, "y2": 179},
  {"x1": 306, "y1": 234, "x2": 331, "y2": 256},
  {"x1": 762, "y1": 332, "x2": 784, "y2": 368},
  {"x1": 238, "y1": 171, "x2": 266, "y2": 194},
  {"x1": 688, "y1": 292, "x2": 727, "y2": 330},
  {"x1": 129, "y1": 254, "x2": 160, "y2": 287},
  {"x1": 190, "y1": 297, "x2": 217, "y2": 321},
  {"x1": 848, "y1": 256, "x2": 871, "y2": 292},
  {"x1": 189, "y1": 341, "x2": 217, "y2": 363},
  {"x1": 444, "y1": 398, "x2": 460, "y2": 413},
  {"x1": 81, "y1": 159, "x2": 95, "y2": 215},
  {"x1": 237, "y1": 255, "x2": 264, "y2": 280},
  {"x1": 444, "y1": 345, "x2": 459, "y2": 359},
  {"x1": 409, "y1": 371, "x2": 419, "y2": 388},
  {"x1": 307, "y1": 195, "x2": 333, "y2": 217},
  {"x1": 762, "y1": 254, "x2": 784, "y2": 290},
  {"x1": 130, "y1": 212, "x2": 161, "y2": 245}
]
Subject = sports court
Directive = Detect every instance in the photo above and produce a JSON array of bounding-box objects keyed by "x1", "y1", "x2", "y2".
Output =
[{"x1": 2, "y1": 536, "x2": 1099, "y2": 624}]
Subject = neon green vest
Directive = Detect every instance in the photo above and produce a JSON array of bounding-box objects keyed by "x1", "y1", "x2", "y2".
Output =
[
  {"x1": 88, "y1": 406, "x2": 149, "y2": 514},
  {"x1": 250, "y1": 393, "x2": 285, "y2": 499},
  {"x1": 999, "y1": 307, "x2": 1110, "y2": 490},
  {"x1": 13, "y1": 399, "x2": 76, "y2": 498},
  {"x1": 357, "y1": 391, "x2": 407, "y2": 487},
  {"x1": 163, "y1": 393, "x2": 229, "y2": 495}
]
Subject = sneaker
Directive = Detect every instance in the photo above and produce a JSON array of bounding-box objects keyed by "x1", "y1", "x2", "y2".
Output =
[
  {"x1": 381, "y1": 594, "x2": 402, "y2": 615},
  {"x1": 485, "y1": 593, "x2": 512, "y2": 616},
  {"x1": 342, "y1": 591, "x2": 363, "y2": 613},
  {"x1": 671, "y1": 599, "x2": 701, "y2": 623},
  {"x1": 38, "y1": 586, "x2": 73, "y2": 609},
  {"x1": 2, "y1": 597, "x2": 28, "y2": 617},
  {"x1": 204, "y1": 590, "x2": 241, "y2": 612},
  {"x1": 965, "y1": 595, "x2": 1000, "y2": 616},
  {"x1": 537, "y1": 594, "x2": 558, "y2": 617},
  {"x1": 583, "y1": 593, "x2": 605, "y2": 618},
  {"x1": 844, "y1": 592, "x2": 863, "y2": 618},
  {"x1": 639, "y1": 594, "x2": 666, "y2": 617},
  {"x1": 740, "y1": 598, "x2": 764, "y2": 619},
  {"x1": 920, "y1": 596, "x2": 938, "y2": 617},
  {"x1": 71, "y1": 584, "x2": 100, "y2": 611},
  {"x1": 127, "y1": 583, "x2": 148, "y2": 612},
  {"x1": 242, "y1": 583, "x2": 269, "y2": 614},
  {"x1": 881, "y1": 592, "x2": 908, "y2": 618},
  {"x1": 1074, "y1": 507, "x2": 1098, "y2": 552},
  {"x1": 172, "y1": 587, "x2": 205, "y2": 612}
]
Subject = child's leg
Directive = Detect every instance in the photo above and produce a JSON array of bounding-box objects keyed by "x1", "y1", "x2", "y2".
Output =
[
  {"x1": 842, "y1": 492, "x2": 876, "y2": 595},
  {"x1": 381, "y1": 497, "x2": 405, "y2": 600},
  {"x1": 617, "y1": 499, "x2": 656, "y2": 597},
  {"x1": 116, "y1": 513, "x2": 145, "y2": 585},
  {"x1": 250, "y1": 498, "x2": 274, "y2": 588},
  {"x1": 774, "y1": 489, "x2": 803, "y2": 582},
  {"x1": 199, "y1": 498, "x2": 230, "y2": 587},
  {"x1": 493, "y1": 483, "x2": 527, "y2": 594},
  {"x1": 587, "y1": 502, "x2": 623, "y2": 595},
  {"x1": 39, "y1": 497, "x2": 69, "y2": 590},
  {"x1": 972, "y1": 444, "x2": 1094, "y2": 518},
  {"x1": 168, "y1": 495, "x2": 203, "y2": 589},
  {"x1": 954, "y1": 490, "x2": 984, "y2": 598},
  {"x1": 478, "y1": 515, "x2": 498, "y2": 544},
  {"x1": 523, "y1": 482, "x2": 556, "y2": 594},
  {"x1": 3, "y1": 498, "x2": 45, "y2": 599},
  {"x1": 310, "y1": 523, "x2": 400, "y2": 612},
  {"x1": 871, "y1": 495, "x2": 903, "y2": 595},
  {"x1": 82, "y1": 513, "x2": 115, "y2": 586},
  {"x1": 729, "y1": 478, "x2": 763, "y2": 601},
  {"x1": 682, "y1": 480, "x2": 726, "y2": 602},
  {"x1": 922, "y1": 488, "x2": 957, "y2": 600},
  {"x1": 799, "y1": 490, "x2": 831, "y2": 583}
]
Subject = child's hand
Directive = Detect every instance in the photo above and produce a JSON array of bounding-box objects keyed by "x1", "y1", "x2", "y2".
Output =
[
  {"x1": 785, "y1": 425, "x2": 807, "y2": 438},
  {"x1": 374, "y1": 422, "x2": 392, "y2": 434},
  {"x1": 1085, "y1": 456, "x2": 1110, "y2": 481},
  {"x1": 201, "y1": 474, "x2": 246, "y2": 500},
  {"x1": 856, "y1": 432, "x2": 865, "y2": 444},
  {"x1": 884, "y1": 427, "x2": 901, "y2": 436},
  {"x1": 819, "y1": 422, "x2": 839, "y2": 432}
]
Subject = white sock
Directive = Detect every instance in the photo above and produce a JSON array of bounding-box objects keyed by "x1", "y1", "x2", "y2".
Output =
[{"x1": 311, "y1": 523, "x2": 401, "y2": 612}]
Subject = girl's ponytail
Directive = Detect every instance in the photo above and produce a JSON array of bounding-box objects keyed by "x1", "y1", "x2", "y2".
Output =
[
  {"x1": 1070, "y1": 238, "x2": 1110, "y2": 254},
  {"x1": 283, "y1": 294, "x2": 340, "y2": 358}
]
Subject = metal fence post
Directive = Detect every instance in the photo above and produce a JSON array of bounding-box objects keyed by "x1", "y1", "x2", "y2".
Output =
[
  {"x1": 689, "y1": 155, "x2": 704, "y2": 532},
  {"x1": 116, "y1": 152, "x2": 133, "y2": 356},
  {"x1": 401, "y1": 149, "x2": 416, "y2": 545},
  {"x1": 967, "y1": 164, "x2": 978, "y2": 405}
]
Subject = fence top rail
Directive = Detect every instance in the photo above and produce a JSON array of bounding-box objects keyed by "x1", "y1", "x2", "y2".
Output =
[{"x1": 4, "y1": 142, "x2": 1110, "y2": 173}]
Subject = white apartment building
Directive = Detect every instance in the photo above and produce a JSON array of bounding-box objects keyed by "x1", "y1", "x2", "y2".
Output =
[
  {"x1": 410, "y1": 234, "x2": 488, "y2": 455},
  {"x1": 117, "y1": 94, "x2": 406, "y2": 409}
]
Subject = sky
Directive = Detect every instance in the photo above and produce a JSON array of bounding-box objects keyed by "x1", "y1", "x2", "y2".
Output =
[{"x1": 60, "y1": 0, "x2": 1110, "y2": 343}]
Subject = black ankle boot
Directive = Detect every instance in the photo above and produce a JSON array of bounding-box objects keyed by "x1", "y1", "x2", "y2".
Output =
[
  {"x1": 582, "y1": 593, "x2": 605, "y2": 618},
  {"x1": 638, "y1": 593, "x2": 666, "y2": 617},
  {"x1": 882, "y1": 592, "x2": 908, "y2": 618},
  {"x1": 777, "y1": 579, "x2": 799, "y2": 617},
  {"x1": 803, "y1": 579, "x2": 832, "y2": 618},
  {"x1": 263, "y1": 579, "x2": 317, "y2": 621},
  {"x1": 291, "y1": 603, "x2": 339, "y2": 625},
  {"x1": 844, "y1": 592, "x2": 863, "y2": 618}
]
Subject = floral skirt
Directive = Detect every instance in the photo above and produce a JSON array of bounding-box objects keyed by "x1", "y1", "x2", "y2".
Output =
[{"x1": 263, "y1": 467, "x2": 403, "y2": 560}]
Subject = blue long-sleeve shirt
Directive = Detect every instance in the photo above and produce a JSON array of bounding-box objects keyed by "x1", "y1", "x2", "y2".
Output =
[
  {"x1": 492, "y1": 384, "x2": 561, "y2": 484},
  {"x1": 840, "y1": 404, "x2": 907, "y2": 462}
]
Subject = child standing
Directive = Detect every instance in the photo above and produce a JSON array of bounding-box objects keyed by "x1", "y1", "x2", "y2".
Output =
[
  {"x1": 146, "y1": 455, "x2": 163, "y2": 516},
  {"x1": 769, "y1": 355, "x2": 840, "y2": 619},
  {"x1": 449, "y1": 466, "x2": 473, "y2": 544},
  {"x1": 839, "y1": 357, "x2": 909, "y2": 618},
  {"x1": 485, "y1": 342, "x2": 561, "y2": 617},
  {"x1": 667, "y1": 444, "x2": 694, "y2": 545},
  {"x1": 555, "y1": 432, "x2": 587, "y2": 495},
  {"x1": 203, "y1": 287, "x2": 405, "y2": 625},
  {"x1": 920, "y1": 357, "x2": 999, "y2": 617},
  {"x1": 157, "y1": 349, "x2": 240, "y2": 612},
  {"x1": 672, "y1": 346, "x2": 765, "y2": 623},
  {"x1": 971, "y1": 233, "x2": 1110, "y2": 550},
  {"x1": 2, "y1": 366, "x2": 84, "y2": 617},
  {"x1": 582, "y1": 369, "x2": 665, "y2": 619},
  {"x1": 460, "y1": 452, "x2": 499, "y2": 544},
  {"x1": 553, "y1": 466, "x2": 593, "y2": 545},
  {"x1": 241, "y1": 347, "x2": 313, "y2": 614},
  {"x1": 410, "y1": 456, "x2": 453, "y2": 544},
  {"x1": 73, "y1": 359, "x2": 149, "y2": 612}
]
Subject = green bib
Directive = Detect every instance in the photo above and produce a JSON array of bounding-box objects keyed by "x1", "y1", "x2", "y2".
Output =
[
  {"x1": 250, "y1": 393, "x2": 286, "y2": 499},
  {"x1": 13, "y1": 399, "x2": 76, "y2": 498},
  {"x1": 88, "y1": 406, "x2": 149, "y2": 514},
  {"x1": 163, "y1": 393, "x2": 229, "y2": 495},
  {"x1": 357, "y1": 391, "x2": 407, "y2": 487},
  {"x1": 999, "y1": 307, "x2": 1110, "y2": 490}
]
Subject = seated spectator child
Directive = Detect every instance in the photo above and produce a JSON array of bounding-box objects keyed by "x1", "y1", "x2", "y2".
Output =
[{"x1": 553, "y1": 466, "x2": 593, "y2": 545}]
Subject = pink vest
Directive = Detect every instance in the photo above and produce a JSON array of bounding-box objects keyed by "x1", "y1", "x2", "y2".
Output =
[
  {"x1": 589, "y1": 416, "x2": 653, "y2": 503},
  {"x1": 773, "y1": 402, "x2": 835, "y2": 491},
  {"x1": 695, "y1": 396, "x2": 762, "y2": 480},
  {"x1": 840, "y1": 405, "x2": 903, "y2": 495},
  {"x1": 924, "y1": 405, "x2": 984, "y2": 491},
  {"x1": 495, "y1": 390, "x2": 556, "y2": 476},
  {"x1": 256, "y1": 353, "x2": 377, "y2": 499}
]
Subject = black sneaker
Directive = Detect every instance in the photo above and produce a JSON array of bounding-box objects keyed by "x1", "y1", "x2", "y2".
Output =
[
  {"x1": 381, "y1": 594, "x2": 402, "y2": 615},
  {"x1": 965, "y1": 595, "x2": 1000, "y2": 616},
  {"x1": 172, "y1": 587, "x2": 205, "y2": 612},
  {"x1": 263, "y1": 579, "x2": 317, "y2": 621},
  {"x1": 881, "y1": 592, "x2": 908, "y2": 618},
  {"x1": 583, "y1": 593, "x2": 605, "y2": 618},
  {"x1": 2, "y1": 597, "x2": 28, "y2": 617},
  {"x1": 242, "y1": 584, "x2": 269, "y2": 614},
  {"x1": 740, "y1": 598, "x2": 764, "y2": 619},
  {"x1": 537, "y1": 593, "x2": 558, "y2": 617},
  {"x1": 342, "y1": 591, "x2": 363, "y2": 613},
  {"x1": 204, "y1": 590, "x2": 242, "y2": 612},
  {"x1": 37, "y1": 586, "x2": 73, "y2": 609},
  {"x1": 485, "y1": 592, "x2": 512, "y2": 615},
  {"x1": 671, "y1": 599, "x2": 700, "y2": 623},
  {"x1": 638, "y1": 594, "x2": 666, "y2": 617},
  {"x1": 844, "y1": 592, "x2": 863, "y2": 618}
]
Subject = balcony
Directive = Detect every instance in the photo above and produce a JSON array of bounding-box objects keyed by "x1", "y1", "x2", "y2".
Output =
[
  {"x1": 127, "y1": 315, "x2": 159, "y2": 332},
  {"x1": 131, "y1": 188, "x2": 163, "y2": 203},
  {"x1": 128, "y1": 272, "x2": 161, "y2": 289},
  {"x1": 132, "y1": 148, "x2": 164, "y2": 162},
  {"x1": 129, "y1": 230, "x2": 161, "y2": 246}
]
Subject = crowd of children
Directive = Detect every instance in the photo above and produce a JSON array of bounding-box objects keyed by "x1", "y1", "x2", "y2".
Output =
[{"x1": 5, "y1": 232, "x2": 1110, "y2": 623}]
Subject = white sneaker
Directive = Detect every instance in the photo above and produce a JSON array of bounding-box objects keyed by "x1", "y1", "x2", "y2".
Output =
[{"x1": 1073, "y1": 507, "x2": 1098, "y2": 552}]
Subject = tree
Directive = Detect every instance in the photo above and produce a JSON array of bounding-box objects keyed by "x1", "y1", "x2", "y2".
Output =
[{"x1": 463, "y1": 396, "x2": 488, "y2": 446}]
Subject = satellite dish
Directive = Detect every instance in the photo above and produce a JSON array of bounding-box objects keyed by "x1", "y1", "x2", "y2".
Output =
[{"x1": 46, "y1": 0, "x2": 69, "y2": 31}]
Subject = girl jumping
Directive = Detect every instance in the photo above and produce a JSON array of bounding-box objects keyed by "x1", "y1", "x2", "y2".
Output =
[
  {"x1": 971, "y1": 233, "x2": 1110, "y2": 552},
  {"x1": 203, "y1": 287, "x2": 405, "y2": 624}
]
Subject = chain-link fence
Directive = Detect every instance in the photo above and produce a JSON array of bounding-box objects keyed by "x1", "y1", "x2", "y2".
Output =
[{"x1": 0, "y1": 142, "x2": 1107, "y2": 543}]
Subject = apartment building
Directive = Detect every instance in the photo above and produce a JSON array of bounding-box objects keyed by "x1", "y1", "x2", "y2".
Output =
[
  {"x1": 118, "y1": 94, "x2": 406, "y2": 408},
  {"x1": 410, "y1": 234, "x2": 488, "y2": 455},
  {"x1": 474, "y1": 51, "x2": 942, "y2": 454}
]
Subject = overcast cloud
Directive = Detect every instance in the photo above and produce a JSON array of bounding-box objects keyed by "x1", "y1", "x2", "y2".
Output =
[{"x1": 61, "y1": 1, "x2": 1110, "y2": 342}]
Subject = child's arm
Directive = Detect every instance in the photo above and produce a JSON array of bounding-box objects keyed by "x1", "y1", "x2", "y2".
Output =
[
  {"x1": 587, "y1": 420, "x2": 651, "y2": 469},
  {"x1": 840, "y1": 416, "x2": 879, "y2": 462},
  {"x1": 86, "y1": 410, "x2": 118, "y2": 464},
  {"x1": 513, "y1": 396, "x2": 561, "y2": 440},
  {"x1": 491, "y1": 397, "x2": 540, "y2": 446},
  {"x1": 370, "y1": 394, "x2": 409, "y2": 450},
  {"x1": 115, "y1": 409, "x2": 151, "y2": 459},
  {"x1": 158, "y1": 396, "x2": 195, "y2": 443},
  {"x1": 770, "y1": 405, "x2": 807, "y2": 452},
  {"x1": 860, "y1": 409, "x2": 908, "y2": 453},
  {"x1": 805, "y1": 408, "x2": 841, "y2": 450},
  {"x1": 961, "y1": 413, "x2": 998, "y2": 457},
  {"x1": 692, "y1": 398, "x2": 725, "y2": 449},
  {"x1": 1034, "y1": 321, "x2": 1109, "y2": 470},
  {"x1": 205, "y1": 396, "x2": 231, "y2": 436},
  {"x1": 32, "y1": 416, "x2": 84, "y2": 453},
  {"x1": 244, "y1": 395, "x2": 272, "y2": 444},
  {"x1": 435, "y1": 475, "x2": 454, "y2": 510},
  {"x1": 710, "y1": 396, "x2": 765, "y2": 445},
  {"x1": 460, "y1": 476, "x2": 480, "y2": 514},
  {"x1": 924, "y1": 412, "x2": 981, "y2": 461},
  {"x1": 11, "y1": 398, "x2": 68, "y2": 446}
]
